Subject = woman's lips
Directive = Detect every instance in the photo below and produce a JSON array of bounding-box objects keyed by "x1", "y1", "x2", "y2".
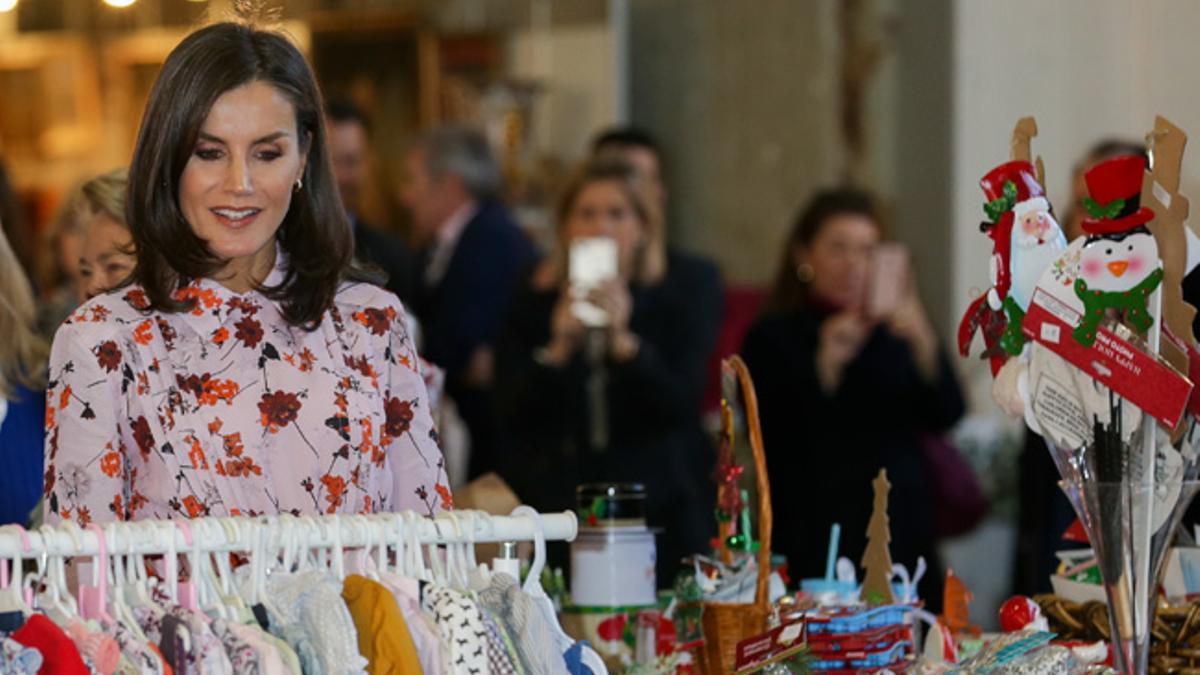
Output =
[{"x1": 211, "y1": 207, "x2": 262, "y2": 229}]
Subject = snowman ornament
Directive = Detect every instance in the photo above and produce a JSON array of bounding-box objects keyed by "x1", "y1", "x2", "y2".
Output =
[{"x1": 1072, "y1": 155, "x2": 1164, "y2": 347}]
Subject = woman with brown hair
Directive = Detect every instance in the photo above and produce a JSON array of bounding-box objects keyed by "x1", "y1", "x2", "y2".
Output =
[
  {"x1": 0, "y1": 225, "x2": 48, "y2": 526},
  {"x1": 44, "y1": 22, "x2": 448, "y2": 527},
  {"x1": 495, "y1": 157, "x2": 719, "y2": 581},
  {"x1": 741, "y1": 188, "x2": 964, "y2": 607}
]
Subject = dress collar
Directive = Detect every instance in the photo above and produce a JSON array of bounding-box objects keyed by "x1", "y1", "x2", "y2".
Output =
[{"x1": 170, "y1": 242, "x2": 289, "y2": 332}]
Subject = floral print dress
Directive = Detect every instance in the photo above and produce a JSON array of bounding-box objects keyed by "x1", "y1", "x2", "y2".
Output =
[{"x1": 43, "y1": 250, "x2": 451, "y2": 526}]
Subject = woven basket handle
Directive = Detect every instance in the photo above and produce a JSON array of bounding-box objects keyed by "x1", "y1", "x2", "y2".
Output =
[{"x1": 723, "y1": 355, "x2": 773, "y2": 609}]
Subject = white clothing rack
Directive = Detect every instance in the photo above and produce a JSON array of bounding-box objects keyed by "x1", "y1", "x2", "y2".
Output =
[{"x1": 0, "y1": 509, "x2": 578, "y2": 559}]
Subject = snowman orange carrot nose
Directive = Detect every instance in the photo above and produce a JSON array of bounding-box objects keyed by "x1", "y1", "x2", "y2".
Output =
[{"x1": 1107, "y1": 260, "x2": 1130, "y2": 277}]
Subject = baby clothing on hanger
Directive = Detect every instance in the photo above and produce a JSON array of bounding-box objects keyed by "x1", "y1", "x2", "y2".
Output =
[
  {"x1": 209, "y1": 618, "x2": 260, "y2": 674},
  {"x1": 341, "y1": 575, "x2": 422, "y2": 675},
  {"x1": 477, "y1": 606, "x2": 521, "y2": 675},
  {"x1": 477, "y1": 575, "x2": 569, "y2": 675},
  {"x1": 421, "y1": 583, "x2": 491, "y2": 675},
  {"x1": 264, "y1": 570, "x2": 367, "y2": 675},
  {"x1": 11, "y1": 614, "x2": 89, "y2": 675},
  {"x1": 0, "y1": 637, "x2": 42, "y2": 675},
  {"x1": 376, "y1": 573, "x2": 445, "y2": 675}
]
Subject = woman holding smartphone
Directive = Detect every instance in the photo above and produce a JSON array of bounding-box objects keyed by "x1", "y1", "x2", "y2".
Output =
[
  {"x1": 495, "y1": 157, "x2": 720, "y2": 581},
  {"x1": 741, "y1": 188, "x2": 964, "y2": 608}
]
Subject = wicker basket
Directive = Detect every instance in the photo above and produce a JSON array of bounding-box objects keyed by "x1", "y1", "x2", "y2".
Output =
[{"x1": 691, "y1": 355, "x2": 774, "y2": 674}]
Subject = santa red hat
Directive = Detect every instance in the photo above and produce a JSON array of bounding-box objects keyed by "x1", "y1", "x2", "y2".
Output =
[
  {"x1": 1081, "y1": 155, "x2": 1154, "y2": 236},
  {"x1": 981, "y1": 160, "x2": 1045, "y2": 208}
]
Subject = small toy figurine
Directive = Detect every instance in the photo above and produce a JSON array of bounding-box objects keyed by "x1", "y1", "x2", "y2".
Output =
[
  {"x1": 860, "y1": 470, "x2": 895, "y2": 606},
  {"x1": 1073, "y1": 155, "x2": 1165, "y2": 347},
  {"x1": 939, "y1": 568, "x2": 980, "y2": 637},
  {"x1": 958, "y1": 160, "x2": 1066, "y2": 369}
]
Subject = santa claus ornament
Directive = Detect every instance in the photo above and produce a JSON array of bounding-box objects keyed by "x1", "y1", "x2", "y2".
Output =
[
  {"x1": 1073, "y1": 155, "x2": 1165, "y2": 347},
  {"x1": 958, "y1": 160, "x2": 1067, "y2": 369}
]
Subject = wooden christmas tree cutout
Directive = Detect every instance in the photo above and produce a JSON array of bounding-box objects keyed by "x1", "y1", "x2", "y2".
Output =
[{"x1": 860, "y1": 469, "x2": 895, "y2": 606}]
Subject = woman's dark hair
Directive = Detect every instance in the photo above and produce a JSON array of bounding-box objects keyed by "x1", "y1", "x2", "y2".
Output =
[
  {"x1": 764, "y1": 187, "x2": 882, "y2": 314},
  {"x1": 127, "y1": 22, "x2": 373, "y2": 328}
]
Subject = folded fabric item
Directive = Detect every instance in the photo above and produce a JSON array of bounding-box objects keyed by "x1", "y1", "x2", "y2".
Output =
[
  {"x1": 0, "y1": 636, "x2": 42, "y2": 675},
  {"x1": 12, "y1": 613, "x2": 89, "y2": 675},
  {"x1": 64, "y1": 618, "x2": 121, "y2": 675}
]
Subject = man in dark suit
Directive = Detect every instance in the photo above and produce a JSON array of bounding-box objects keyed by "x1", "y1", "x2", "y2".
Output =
[
  {"x1": 400, "y1": 125, "x2": 537, "y2": 479},
  {"x1": 326, "y1": 99, "x2": 420, "y2": 305}
]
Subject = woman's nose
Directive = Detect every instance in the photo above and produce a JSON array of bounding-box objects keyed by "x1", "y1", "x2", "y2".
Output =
[{"x1": 224, "y1": 159, "x2": 252, "y2": 194}]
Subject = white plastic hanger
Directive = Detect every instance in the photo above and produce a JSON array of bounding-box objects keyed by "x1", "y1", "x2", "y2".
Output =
[
  {"x1": 104, "y1": 525, "x2": 142, "y2": 635},
  {"x1": 396, "y1": 509, "x2": 415, "y2": 571},
  {"x1": 355, "y1": 515, "x2": 383, "y2": 581},
  {"x1": 192, "y1": 520, "x2": 229, "y2": 621},
  {"x1": 0, "y1": 525, "x2": 31, "y2": 616},
  {"x1": 372, "y1": 517, "x2": 388, "y2": 577},
  {"x1": 249, "y1": 516, "x2": 286, "y2": 621},
  {"x1": 128, "y1": 521, "x2": 164, "y2": 619},
  {"x1": 512, "y1": 506, "x2": 609, "y2": 675},
  {"x1": 447, "y1": 511, "x2": 488, "y2": 591},
  {"x1": 441, "y1": 513, "x2": 468, "y2": 590},
  {"x1": 39, "y1": 523, "x2": 78, "y2": 619},
  {"x1": 402, "y1": 512, "x2": 430, "y2": 581},
  {"x1": 161, "y1": 518, "x2": 181, "y2": 606},
  {"x1": 296, "y1": 516, "x2": 321, "y2": 572},
  {"x1": 212, "y1": 518, "x2": 249, "y2": 616}
]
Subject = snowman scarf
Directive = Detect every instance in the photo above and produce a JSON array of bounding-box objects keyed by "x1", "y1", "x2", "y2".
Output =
[{"x1": 1072, "y1": 267, "x2": 1164, "y2": 347}]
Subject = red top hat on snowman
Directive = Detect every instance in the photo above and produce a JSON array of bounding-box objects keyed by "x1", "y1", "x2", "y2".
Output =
[
  {"x1": 979, "y1": 160, "x2": 1046, "y2": 301},
  {"x1": 1081, "y1": 155, "x2": 1154, "y2": 236}
]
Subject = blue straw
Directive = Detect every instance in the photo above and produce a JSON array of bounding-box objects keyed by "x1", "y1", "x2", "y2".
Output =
[{"x1": 825, "y1": 523, "x2": 840, "y2": 581}]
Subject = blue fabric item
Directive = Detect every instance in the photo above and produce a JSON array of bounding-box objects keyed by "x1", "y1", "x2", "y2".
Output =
[
  {"x1": 563, "y1": 641, "x2": 594, "y2": 675},
  {"x1": 0, "y1": 636, "x2": 43, "y2": 675},
  {"x1": 0, "y1": 384, "x2": 44, "y2": 526}
]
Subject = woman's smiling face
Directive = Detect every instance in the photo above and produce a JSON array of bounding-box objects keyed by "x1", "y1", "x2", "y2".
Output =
[{"x1": 178, "y1": 80, "x2": 308, "y2": 289}]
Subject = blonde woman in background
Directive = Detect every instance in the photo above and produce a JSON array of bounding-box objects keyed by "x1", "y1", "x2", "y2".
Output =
[
  {"x1": 494, "y1": 156, "x2": 720, "y2": 583},
  {"x1": 0, "y1": 225, "x2": 48, "y2": 526},
  {"x1": 73, "y1": 169, "x2": 135, "y2": 300}
]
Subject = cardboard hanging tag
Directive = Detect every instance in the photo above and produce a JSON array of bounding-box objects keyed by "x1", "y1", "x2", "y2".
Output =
[
  {"x1": 1022, "y1": 238, "x2": 1191, "y2": 429},
  {"x1": 734, "y1": 619, "x2": 807, "y2": 674},
  {"x1": 1144, "y1": 118, "x2": 1194, "y2": 369}
]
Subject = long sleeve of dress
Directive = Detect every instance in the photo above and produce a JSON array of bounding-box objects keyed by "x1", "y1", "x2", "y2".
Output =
[
  {"x1": 385, "y1": 308, "x2": 452, "y2": 514},
  {"x1": 43, "y1": 320, "x2": 131, "y2": 527}
]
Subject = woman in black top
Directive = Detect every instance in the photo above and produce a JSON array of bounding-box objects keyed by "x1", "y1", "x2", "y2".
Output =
[
  {"x1": 741, "y1": 188, "x2": 964, "y2": 607},
  {"x1": 496, "y1": 158, "x2": 720, "y2": 583}
]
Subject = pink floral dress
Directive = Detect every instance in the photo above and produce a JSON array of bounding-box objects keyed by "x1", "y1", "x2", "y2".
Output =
[{"x1": 44, "y1": 252, "x2": 452, "y2": 526}]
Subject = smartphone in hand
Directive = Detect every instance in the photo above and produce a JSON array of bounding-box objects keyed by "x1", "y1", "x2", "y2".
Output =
[
  {"x1": 866, "y1": 243, "x2": 909, "y2": 320},
  {"x1": 569, "y1": 237, "x2": 619, "y2": 327}
]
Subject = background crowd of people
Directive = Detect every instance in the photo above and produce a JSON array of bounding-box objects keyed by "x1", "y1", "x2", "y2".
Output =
[{"x1": 20, "y1": 18, "x2": 1159, "y2": 611}]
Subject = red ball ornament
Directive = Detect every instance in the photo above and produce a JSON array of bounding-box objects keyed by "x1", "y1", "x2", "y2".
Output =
[{"x1": 999, "y1": 596, "x2": 1040, "y2": 632}]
